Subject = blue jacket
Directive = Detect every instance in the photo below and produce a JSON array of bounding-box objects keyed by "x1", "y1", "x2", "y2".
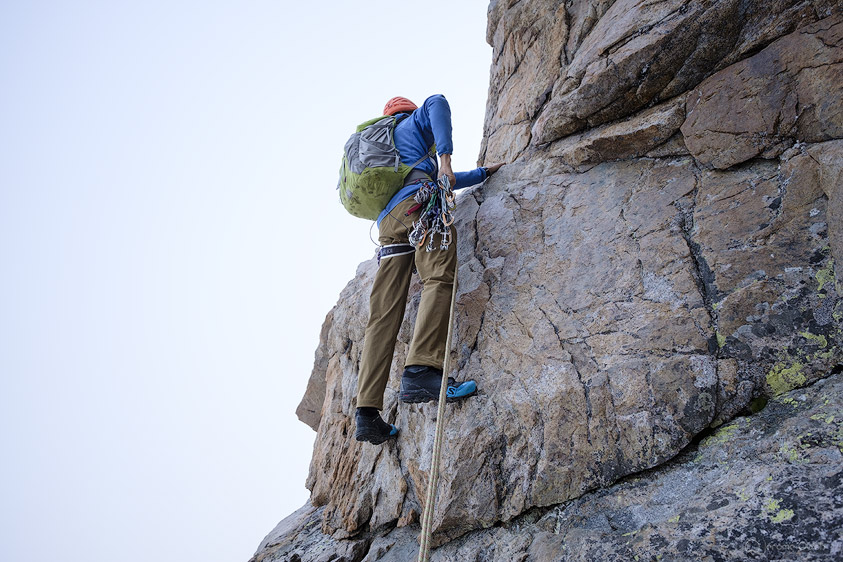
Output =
[{"x1": 376, "y1": 94, "x2": 488, "y2": 226}]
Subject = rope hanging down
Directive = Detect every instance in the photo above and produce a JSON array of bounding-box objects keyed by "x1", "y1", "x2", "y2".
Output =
[{"x1": 417, "y1": 176, "x2": 458, "y2": 562}]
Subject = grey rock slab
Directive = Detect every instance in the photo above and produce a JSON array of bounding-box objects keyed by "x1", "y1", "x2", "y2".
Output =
[
  {"x1": 257, "y1": 372, "x2": 843, "y2": 561},
  {"x1": 681, "y1": 14, "x2": 843, "y2": 169}
]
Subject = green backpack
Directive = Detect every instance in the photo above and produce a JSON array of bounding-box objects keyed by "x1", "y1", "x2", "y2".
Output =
[{"x1": 338, "y1": 114, "x2": 434, "y2": 220}]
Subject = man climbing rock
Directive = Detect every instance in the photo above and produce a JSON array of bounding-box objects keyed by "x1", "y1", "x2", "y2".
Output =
[{"x1": 354, "y1": 94, "x2": 503, "y2": 445}]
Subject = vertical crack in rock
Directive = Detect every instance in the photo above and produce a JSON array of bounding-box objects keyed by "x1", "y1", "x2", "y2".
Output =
[
  {"x1": 526, "y1": 407, "x2": 545, "y2": 512},
  {"x1": 670, "y1": 167, "x2": 732, "y2": 429},
  {"x1": 470, "y1": 189, "x2": 488, "y2": 269},
  {"x1": 492, "y1": 432, "x2": 507, "y2": 521},
  {"x1": 675, "y1": 173, "x2": 719, "y2": 317},
  {"x1": 598, "y1": 347, "x2": 626, "y2": 476},
  {"x1": 679, "y1": 208, "x2": 722, "y2": 339},
  {"x1": 500, "y1": 365, "x2": 546, "y2": 512},
  {"x1": 354, "y1": 538, "x2": 373, "y2": 562},
  {"x1": 561, "y1": 0, "x2": 574, "y2": 64},
  {"x1": 565, "y1": 339, "x2": 595, "y2": 447},
  {"x1": 542, "y1": 302, "x2": 595, "y2": 447},
  {"x1": 391, "y1": 429, "x2": 418, "y2": 530}
]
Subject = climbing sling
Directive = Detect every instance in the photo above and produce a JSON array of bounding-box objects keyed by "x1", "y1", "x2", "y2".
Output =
[{"x1": 408, "y1": 176, "x2": 456, "y2": 252}]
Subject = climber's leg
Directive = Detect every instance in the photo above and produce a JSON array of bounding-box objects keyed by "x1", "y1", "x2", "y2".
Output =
[
  {"x1": 406, "y1": 224, "x2": 457, "y2": 368},
  {"x1": 401, "y1": 224, "x2": 477, "y2": 403},
  {"x1": 356, "y1": 205, "x2": 415, "y2": 410}
]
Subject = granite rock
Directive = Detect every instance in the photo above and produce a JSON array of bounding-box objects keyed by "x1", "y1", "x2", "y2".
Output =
[
  {"x1": 484, "y1": 0, "x2": 840, "y2": 158},
  {"x1": 298, "y1": 147, "x2": 840, "y2": 545},
  {"x1": 255, "y1": 374, "x2": 843, "y2": 561},
  {"x1": 261, "y1": 2, "x2": 843, "y2": 560},
  {"x1": 681, "y1": 16, "x2": 843, "y2": 169}
]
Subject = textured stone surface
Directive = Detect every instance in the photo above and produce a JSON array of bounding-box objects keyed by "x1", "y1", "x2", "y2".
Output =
[
  {"x1": 425, "y1": 373, "x2": 843, "y2": 561},
  {"x1": 481, "y1": 0, "x2": 839, "y2": 160},
  {"x1": 803, "y1": 140, "x2": 843, "y2": 284},
  {"x1": 251, "y1": 503, "x2": 371, "y2": 562},
  {"x1": 298, "y1": 148, "x2": 840, "y2": 546},
  {"x1": 681, "y1": 16, "x2": 843, "y2": 169},
  {"x1": 547, "y1": 95, "x2": 687, "y2": 170},
  {"x1": 257, "y1": 1, "x2": 843, "y2": 560},
  {"x1": 254, "y1": 374, "x2": 843, "y2": 561},
  {"x1": 296, "y1": 311, "x2": 335, "y2": 430}
]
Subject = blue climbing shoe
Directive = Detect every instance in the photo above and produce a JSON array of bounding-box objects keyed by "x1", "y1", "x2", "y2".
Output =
[
  {"x1": 446, "y1": 377, "x2": 477, "y2": 402},
  {"x1": 354, "y1": 408, "x2": 398, "y2": 445},
  {"x1": 399, "y1": 365, "x2": 477, "y2": 403}
]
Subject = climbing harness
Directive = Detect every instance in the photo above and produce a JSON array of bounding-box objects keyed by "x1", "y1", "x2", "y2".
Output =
[
  {"x1": 417, "y1": 240, "x2": 459, "y2": 562},
  {"x1": 408, "y1": 176, "x2": 456, "y2": 252},
  {"x1": 376, "y1": 243, "x2": 415, "y2": 264}
]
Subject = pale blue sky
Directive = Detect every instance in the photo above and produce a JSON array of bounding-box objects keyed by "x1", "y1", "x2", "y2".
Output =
[{"x1": 0, "y1": 1, "x2": 492, "y2": 561}]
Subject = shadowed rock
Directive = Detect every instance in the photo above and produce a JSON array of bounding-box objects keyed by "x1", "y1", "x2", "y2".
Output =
[{"x1": 682, "y1": 16, "x2": 843, "y2": 169}]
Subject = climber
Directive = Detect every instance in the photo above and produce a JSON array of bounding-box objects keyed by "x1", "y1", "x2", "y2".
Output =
[{"x1": 354, "y1": 94, "x2": 504, "y2": 445}]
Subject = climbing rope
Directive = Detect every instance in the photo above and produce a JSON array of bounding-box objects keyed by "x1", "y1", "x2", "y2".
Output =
[{"x1": 417, "y1": 177, "x2": 459, "y2": 562}]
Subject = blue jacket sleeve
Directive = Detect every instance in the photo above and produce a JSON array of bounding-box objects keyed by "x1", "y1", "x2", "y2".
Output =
[
  {"x1": 454, "y1": 167, "x2": 487, "y2": 189},
  {"x1": 394, "y1": 94, "x2": 483, "y2": 187},
  {"x1": 417, "y1": 95, "x2": 484, "y2": 187},
  {"x1": 422, "y1": 94, "x2": 454, "y2": 155}
]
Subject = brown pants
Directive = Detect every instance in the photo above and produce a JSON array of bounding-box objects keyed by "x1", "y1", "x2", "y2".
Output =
[{"x1": 356, "y1": 196, "x2": 457, "y2": 409}]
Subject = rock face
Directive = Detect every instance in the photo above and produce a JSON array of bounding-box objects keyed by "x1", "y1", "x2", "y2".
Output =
[
  {"x1": 254, "y1": 2, "x2": 843, "y2": 560},
  {"x1": 256, "y1": 375, "x2": 843, "y2": 561},
  {"x1": 681, "y1": 16, "x2": 843, "y2": 169}
]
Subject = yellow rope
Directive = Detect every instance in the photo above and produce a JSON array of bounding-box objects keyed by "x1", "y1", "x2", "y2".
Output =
[{"x1": 417, "y1": 261, "x2": 458, "y2": 562}]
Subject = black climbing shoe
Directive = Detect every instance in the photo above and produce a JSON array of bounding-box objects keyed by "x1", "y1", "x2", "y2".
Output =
[
  {"x1": 354, "y1": 408, "x2": 398, "y2": 445},
  {"x1": 399, "y1": 365, "x2": 477, "y2": 403}
]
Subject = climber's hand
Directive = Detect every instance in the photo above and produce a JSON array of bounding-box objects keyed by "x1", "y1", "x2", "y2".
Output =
[
  {"x1": 439, "y1": 153, "x2": 456, "y2": 188},
  {"x1": 485, "y1": 162, "x2": 505, "y2": 175}
]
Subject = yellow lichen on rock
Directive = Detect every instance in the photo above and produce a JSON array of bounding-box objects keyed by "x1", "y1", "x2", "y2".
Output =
[{"x1": 767, "y1": 362, "x2": 807, "y2": 395}]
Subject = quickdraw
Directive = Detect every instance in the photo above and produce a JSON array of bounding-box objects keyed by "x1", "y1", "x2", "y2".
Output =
[{"x1": 408, "y1": 176, "x2": 456, "y2": 252}]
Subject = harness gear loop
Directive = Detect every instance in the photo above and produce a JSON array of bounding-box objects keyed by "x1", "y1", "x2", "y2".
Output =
[
  {"x1": 376, "y1": 243, "x2": 415, "y2": 264},
  {"x1": 417, "y1": 252, "x2": 458, "y2": 562}
]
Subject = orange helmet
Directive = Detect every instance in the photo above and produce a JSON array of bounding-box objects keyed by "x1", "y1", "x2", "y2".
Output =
[{"x1": 383, "y1": 96, "x2": 418, "y2": 116}]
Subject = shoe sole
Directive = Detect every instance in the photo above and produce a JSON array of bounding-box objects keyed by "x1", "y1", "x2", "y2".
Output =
[
  {"x1": 399, "y1": 388, "x2": 477, "y2": 404},
  {"x1": 399, "y1": 390, "x2": 436, "y2": 404},
  {"x1": 355, "y1": 430, "x2": 397, "y2": 445}
]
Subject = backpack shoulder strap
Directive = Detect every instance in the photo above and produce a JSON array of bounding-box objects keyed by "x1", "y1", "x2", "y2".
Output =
[
  {"x1": 393, "y1": 112, "x2": 438, "y2": 180},
  {"x1": 404, "y1": 146, "x2": 438, "y2": 185}
]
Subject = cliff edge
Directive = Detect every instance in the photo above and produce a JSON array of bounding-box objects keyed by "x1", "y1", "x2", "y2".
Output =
[{"x1": 257, "y1": 1, "x2": 843, "y2": 560}]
